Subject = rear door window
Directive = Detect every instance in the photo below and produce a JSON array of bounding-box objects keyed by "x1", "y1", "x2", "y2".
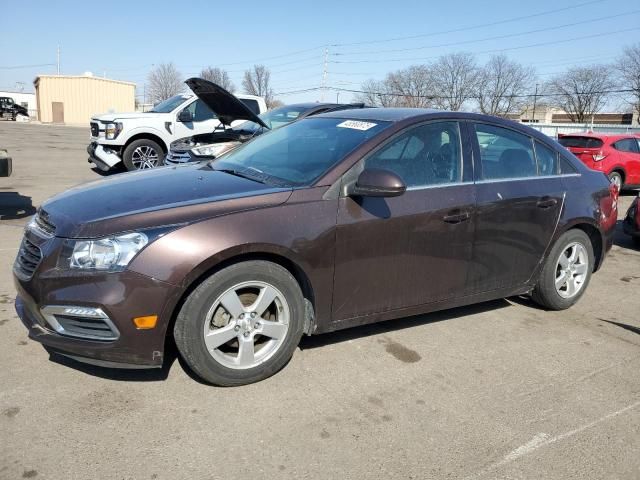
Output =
[
  {"x1": 613, "y1": 138, "x2": 640, "y2": 154},
  {"x1": 558, "y1": 136, "x2": 604, "y2": 149},
  {"x1": 473, "y1": 123, "x2": 536, "y2": 180}
]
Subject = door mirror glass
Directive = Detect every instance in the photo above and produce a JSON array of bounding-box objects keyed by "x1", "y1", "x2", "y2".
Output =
[
  {"x1": 351, "y1": 168, "x2": 406, "y2": 197},
  {"x1": 177, "y1": 109, "x2": 193, "y2": 123}
]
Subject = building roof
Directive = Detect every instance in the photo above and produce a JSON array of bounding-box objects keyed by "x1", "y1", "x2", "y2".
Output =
[{"x1": 33, "y1": 75, "x2": 136, "y2": 87}]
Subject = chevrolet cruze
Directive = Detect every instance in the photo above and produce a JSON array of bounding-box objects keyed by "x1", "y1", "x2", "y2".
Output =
[{"x1": 14, "y1": 106, "x2": 617, "y2": 385}]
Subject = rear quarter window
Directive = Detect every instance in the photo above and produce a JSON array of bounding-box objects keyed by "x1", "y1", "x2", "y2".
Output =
[
  {"x1": 558, "y1": 136, "x2": 604, "y2": 149},
  {"x1": 241, "y1": 99, "x2": 260, "y2": 115}
]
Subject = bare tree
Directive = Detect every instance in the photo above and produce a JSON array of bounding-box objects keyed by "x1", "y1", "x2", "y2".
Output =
[
  {"x1": 477, "y1": 55, "x2": 536, "y2": 117},
  {"x1": 616, "y1": 43, "x2": 640, "y2": 116},
  {"x1": 147, "y1": 63, "x2": 184, "y2": 103},
  {"x1": 200, "y1": 67, "x2": 235, "y2": 92},
  {"x1": 385, "y1": 65, "x2": 434, "y2": 108},
  {"x1": 356, "y1": 66, "x2": 433, "y2": 108},
  {"x1": 546, "y1": 66, "x2": 614, "y2": 122},
  {"x1": 242, "y1": 65, "x2": 276, "y2": 107},
  {"x1": 430, "y1": 52, "x2": 478, "y2": 111}
]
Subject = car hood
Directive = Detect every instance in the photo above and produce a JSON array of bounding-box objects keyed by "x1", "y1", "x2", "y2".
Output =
[
  {"x1": 92, "y1": 112, "x2": 170, "y2": 122},
  {"x1": 185, "y1": 78, "x2": 268, "y2": 129},
  {"x1": 41, "y1": 164, "x2": 292, "y2": 238}
]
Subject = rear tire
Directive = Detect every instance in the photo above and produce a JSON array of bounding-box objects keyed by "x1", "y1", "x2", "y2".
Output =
[
  {"x1": 608, "y1": 171, "x2": 623, "y2": 191},
  {"x1": 122, "y1": 139, "x2": 164, "y2": 171},
  {"x1": 531, "y1": 229, "x2": 594, "y2": 310},
  {"x1": 174, "y1": 261, "x2": 305, "y2": 386}
]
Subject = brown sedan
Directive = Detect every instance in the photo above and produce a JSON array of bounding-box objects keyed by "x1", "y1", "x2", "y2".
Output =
[{"x1": 14, "y1": 109, "x2": 617, "y2": 385}]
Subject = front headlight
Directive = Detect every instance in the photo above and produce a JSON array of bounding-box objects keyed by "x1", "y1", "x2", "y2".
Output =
[
  {"x1": 65, "y1": 232, "x2": 148, "y2": 271},
  {"x1": 105, "y1": 122, "x2": 123, "y2": 140},
  {"x1": 191, "y1": 142, "x2": 238, "y2": 158}
]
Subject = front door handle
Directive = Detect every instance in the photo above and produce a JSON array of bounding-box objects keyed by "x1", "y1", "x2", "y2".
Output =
[
  {"x1": 443, "y1": 211, "x2": 470, "y2": 224},
  {"x1": 537, "y1": 197, "x2": 558, "y2": 209}
]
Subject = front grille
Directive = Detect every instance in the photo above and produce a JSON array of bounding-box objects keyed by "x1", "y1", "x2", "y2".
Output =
[
  {"x1": 90, "y1": 122, "x2": 99, "y2": 137},
  {"x1": 165, "y1": 150, "x2": 192, "y2": 165},
  {"x1": 34, "y1": 210, "x2": 55, "y2": 236},
  {"x1": 15, "y1": 237, "x2": 42, "y2": 278},
  {"x1": 41, "y1": 306, "x2": 120, "y2": 341}
]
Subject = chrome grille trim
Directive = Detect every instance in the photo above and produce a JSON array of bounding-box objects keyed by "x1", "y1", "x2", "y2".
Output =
[
  {"x1": 40, "y1": 306, "x2": 120, "y2": 342},
  {"x1": 14, "y1": 237, "x2": 43, "y2": 279}
]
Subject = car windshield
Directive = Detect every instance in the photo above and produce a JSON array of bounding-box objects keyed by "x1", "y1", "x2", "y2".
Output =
[
  {"x1": 212, "y1": 117, "x2": 390, "y2": 186},
  {"x1": 150, "y1": 95, "x2": 188, "y2": 113},
  {"x1": 234, "y1": 105, "x2": 312, "y2": 134}
]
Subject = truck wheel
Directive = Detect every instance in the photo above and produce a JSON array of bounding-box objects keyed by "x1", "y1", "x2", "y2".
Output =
[
  {"x1": 531, "y1": 229, "x2": 594, "y2": 310},
  {"x1": 174, "y1": 261, "x2": 305, "y2": 386},
  {"x1": 122, "y1": 139, "x2": 164, "y2": 171}
]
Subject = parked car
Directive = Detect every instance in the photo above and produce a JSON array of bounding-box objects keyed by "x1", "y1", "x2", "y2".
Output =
[
  {"x1": 14, "y1": 109, "x2": 617, "y2": 386},
  {"x1": 0, "y1": 149, "x2": 12, "y2": 176},
  {"x1": 87, "y1": 84, "x2": 266, "y2": 172},
  {"x1": 165, "y1": 78, "x2": 366, "y2": 165},
  {"x1": 558, "y1": 133, "x2": 640, "y2": 190},
  {"x1": 623, "y1": 194, "x2": 640, "y2": 246},
  {"x1": 0, "y1": 96, "x2": 28, "y2": 121}
]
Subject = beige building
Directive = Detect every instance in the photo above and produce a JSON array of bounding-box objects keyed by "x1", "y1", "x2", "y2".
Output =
[{"x1": 34, "y1": 74, "x2": 135, "y2": 125}]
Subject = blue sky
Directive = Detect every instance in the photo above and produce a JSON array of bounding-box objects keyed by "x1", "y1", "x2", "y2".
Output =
[{"x1": 1, "y1": 0, "x2": 638, "y2": 104}]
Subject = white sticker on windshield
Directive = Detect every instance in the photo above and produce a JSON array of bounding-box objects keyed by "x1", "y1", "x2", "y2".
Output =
[{"x1": 336, "y1": 120, "x2": 377, "y2": 131}]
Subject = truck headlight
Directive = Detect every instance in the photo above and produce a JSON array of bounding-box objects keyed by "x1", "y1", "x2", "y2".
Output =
[
  {"x1": 105, "y1": 122, "x2": 123, "y2": 140},
  {"x1": 63, "y1": 232, "x2": 148, "y2": 271}
]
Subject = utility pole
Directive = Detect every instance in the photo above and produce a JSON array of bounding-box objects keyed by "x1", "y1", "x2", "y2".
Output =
[
  {"x1": 56, "y1": 45, "x2": 60, "y2": 74},
  {"x1": 532, "y1": 83, "x2": 539, "y2": 123},
  {"x1": 321, "y1": 48, "x2": 328, "y2": 102}
]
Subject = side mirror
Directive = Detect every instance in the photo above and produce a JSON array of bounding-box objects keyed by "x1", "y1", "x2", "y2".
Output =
[
  {"x1": 351, "y1": 168, "x2": 406, "y2": 197},
  {"x1": 0, "y1": 150, "x2": 12, "y2": 177},
  {"x1": 178, "y1": 109, "x2": 193, "y2": 123}
]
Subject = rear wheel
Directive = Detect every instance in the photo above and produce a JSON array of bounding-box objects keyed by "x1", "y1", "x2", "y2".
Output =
[
  {"x1": 531, "y1": 229, "x2": 594, "y2": 310},
  {"x1": 122, "y1": 139, "x2": 164, "y2": 171},
  {"x1": 608, "y1": 171, "x2": 623, "y2": 191},
  {"x1": 174, "y1": 261, "x2": 305, "y2": 386}
]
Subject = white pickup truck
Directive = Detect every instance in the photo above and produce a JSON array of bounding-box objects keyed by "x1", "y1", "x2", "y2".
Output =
[{"x1": 87, "y1": 88, "x2": 266, "y2": 171}]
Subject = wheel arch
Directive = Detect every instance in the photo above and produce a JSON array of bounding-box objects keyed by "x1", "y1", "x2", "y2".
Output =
[
  {"x1": 124, "y1": 132, "x2": 168, "y2": 154},
  {"x1": 164, "y1": 247, "x2": 317, "y2": 347},
  {"x1": 556, "y1": 220, "x2": 604, "y2": 273}
]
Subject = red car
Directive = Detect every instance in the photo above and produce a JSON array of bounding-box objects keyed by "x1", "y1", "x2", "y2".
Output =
[
  {"x1": 558, "y1": 133, "x2": 640, "y2": 190},
  {"x1": 623, "y1": 195, "x2": 640, "y2": 246}
]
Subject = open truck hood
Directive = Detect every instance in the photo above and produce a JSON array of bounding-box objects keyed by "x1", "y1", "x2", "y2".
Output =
[{"x1": 185, "y1": 78, "x2": 268, "y2": 129}]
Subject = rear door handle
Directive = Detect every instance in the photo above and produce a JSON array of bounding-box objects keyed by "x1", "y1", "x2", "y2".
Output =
[
  {"x1": 443, "y1": 211, "x2": 470, "y2": 224},
  {"x1": 537, "y1": 197, "x2": 558, "y2": 209}
]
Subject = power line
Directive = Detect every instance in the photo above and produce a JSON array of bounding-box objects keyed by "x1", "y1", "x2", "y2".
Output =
[
  {"x1": 333, "y1": 10, "x2": 639, "y2": 56},
  {"x1": 0, "y1": 63, "x2": 56, "y2": 70},
  {"x1": 328, "y1": 0, "x2": 606, "y2": 47},
  {"x1": 331, "y1": 27, "x2": 640, "y2": 64}
]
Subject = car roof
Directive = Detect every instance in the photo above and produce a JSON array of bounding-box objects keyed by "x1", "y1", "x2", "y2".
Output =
[{"x1": 317, "y1": 107, "x2": 441, "y2": 122}]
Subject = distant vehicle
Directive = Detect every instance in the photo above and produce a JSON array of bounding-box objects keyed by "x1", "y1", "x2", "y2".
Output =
[
  {"x1": 558, "y1": 133, "x2": 640, "y2": 190},
  {"x1": 14, "y1": 108, "x2": 616, "y2": 386},
  {"x1": 87, "y1": 83, "x2": 267, "y2": 172},
  {"x1": 0, "y1": 149, "x2": 11, "y2": 176},
  {"x1": 0, "y1": 97, "x2": 28, "y2": 121},
  {"x1": 166, "y1": 78, "x2": 366, "y2": 165},
  {"x1": 623, "y1": 194, "x2": 640, "y2": 246}
]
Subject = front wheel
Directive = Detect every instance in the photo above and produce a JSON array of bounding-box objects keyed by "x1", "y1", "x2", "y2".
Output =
[
  {"x1": 531, "y1": 229, "x2": 594, "y2": 310},
  {"x1": 122, "y1": 139, "x2": 164, "y2": 171},
  {"x1": 174, "y1": 261, "x2": 305, "y2": 386}
]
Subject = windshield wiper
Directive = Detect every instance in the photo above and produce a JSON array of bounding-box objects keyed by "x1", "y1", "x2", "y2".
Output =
[{"x1": 213, "y1": 167, "x2": 267, "y2": 184}]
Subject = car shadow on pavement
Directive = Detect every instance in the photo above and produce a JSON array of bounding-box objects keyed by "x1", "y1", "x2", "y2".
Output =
[
  {"x1": 0, "y1": 192, "x2": 36, "y2": 220},
  {"x1": 300, "y1": 299, "x2": 511, "y2": 350}
]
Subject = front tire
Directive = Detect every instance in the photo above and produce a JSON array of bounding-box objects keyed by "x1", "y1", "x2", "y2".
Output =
[
  {"x1": 174, "y1": 261, "x2": 305, "y2": 386},
  {"x1": 531, "y1": 229, "x2": 594, "y2": 310},
  {"x1": 122, "y1": 139, "x2": 164, "y2": 171}
]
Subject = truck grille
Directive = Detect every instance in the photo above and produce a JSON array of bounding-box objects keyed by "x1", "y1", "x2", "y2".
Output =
[
  {"x1": 90, "y1": 122, "x2": 99, "y2": 137},
  {"x1": 15, "y1": 237, "x2": 43, "y2": 278}
]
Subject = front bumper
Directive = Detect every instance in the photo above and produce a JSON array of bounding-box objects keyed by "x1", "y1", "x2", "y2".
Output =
[
  {"x1": 13, "y1": 232, "x2": 183, "y2": 368},
  {"x1": 87, "y1": 142, "x2": 122, "y2": 171}
]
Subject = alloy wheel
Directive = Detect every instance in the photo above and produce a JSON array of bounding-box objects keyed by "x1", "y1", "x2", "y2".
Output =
[
  {"x1": 131, "y1": 145, "x2": 160, "y2": 169},
  {"x1": 202, "y1": 281, "x2": 290, "y2": 369},
  {"x1": 554, "y1": 242, "x2": 589, "y2": 299}
]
